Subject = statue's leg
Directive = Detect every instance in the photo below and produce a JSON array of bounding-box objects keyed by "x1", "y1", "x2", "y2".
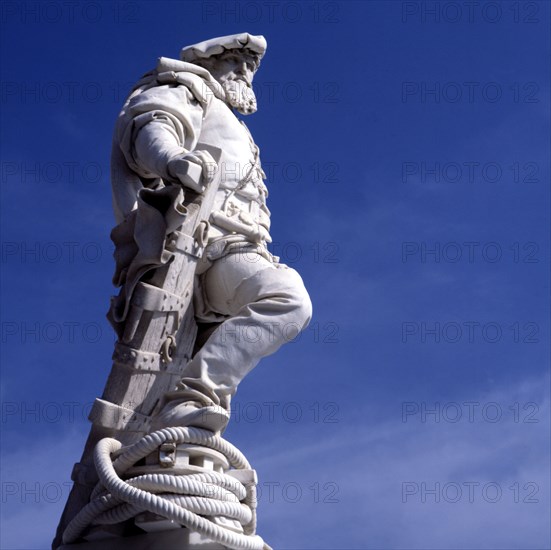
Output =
[{"x1": 153, "y1": 250, "x2": 312, "y2": 431}]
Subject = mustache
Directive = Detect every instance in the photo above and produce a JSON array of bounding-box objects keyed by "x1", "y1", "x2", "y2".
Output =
[{"x1": 226, "y1": 75, "x2": 252, "y2": 86}]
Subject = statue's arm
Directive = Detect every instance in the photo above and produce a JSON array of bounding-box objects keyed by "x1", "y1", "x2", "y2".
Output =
[
  {"x1": 133, "y1": 116, "x2": 189, "y2": 181},
  {"x1": 117, "y1": 84, "x2": 207, "y2": 188}
]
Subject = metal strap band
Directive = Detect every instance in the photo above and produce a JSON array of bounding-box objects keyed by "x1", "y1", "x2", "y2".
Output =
[
  {"x1": 167, "y1": 230, "x2": 203, "y2": 258},
  {"x1": 132, "y1": 282, "x2": 186, "y2": 313},
  {"x1": 113, "y1": 343, "x2": 162, "y2": 372},
  {"x1": 112, "y1": 343, "x2": 187, "y2": 375},
  {"x1": 88, "y1": 398, "x2": 150, "y2": 432},
  {"x1": 71, "y1": 462, "x2": 98, "y2": 487}
]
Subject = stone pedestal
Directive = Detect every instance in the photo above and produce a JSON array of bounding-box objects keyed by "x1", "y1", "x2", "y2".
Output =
[{"x1": 58, "y1": 528, "x2": 227, "y2": 550}]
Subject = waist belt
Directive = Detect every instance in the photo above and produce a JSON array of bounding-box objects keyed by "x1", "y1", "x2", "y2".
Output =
[{"x1": 210, "y1": 210, "x2": 271, "y2": 243}]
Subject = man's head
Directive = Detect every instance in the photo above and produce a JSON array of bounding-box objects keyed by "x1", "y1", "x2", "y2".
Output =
[{"x1": 180, "y1": 33, "x2": 266, "y2": 115}]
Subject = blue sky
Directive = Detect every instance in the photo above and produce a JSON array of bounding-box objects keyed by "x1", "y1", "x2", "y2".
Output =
[{"x1": 1, "y1": 1, "x2": 550, "y2": 548}]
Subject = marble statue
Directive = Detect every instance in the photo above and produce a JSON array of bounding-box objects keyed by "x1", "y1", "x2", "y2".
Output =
[
  {"x1": 110, "y1": 32, "x2": 312, "y2": 431},
  {"x1": 54, "y1": 33, "x2": 311, "y2": 550}
]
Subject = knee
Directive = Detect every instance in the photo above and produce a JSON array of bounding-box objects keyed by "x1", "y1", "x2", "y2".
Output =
[
  {"x1": 234, "y1": 264, "x2": 313, "y2": 329},
  {"x1": 279, "y1": 270, "x2": 312, "y2": 331},
  {"x1": 292, "y1": 283, "x2": 313, "y2": 330}
]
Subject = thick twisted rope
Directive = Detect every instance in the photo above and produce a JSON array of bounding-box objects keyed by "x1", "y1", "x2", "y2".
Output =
[{"x1": 62, "y1": 427, "x2": 271, "y2": 550}]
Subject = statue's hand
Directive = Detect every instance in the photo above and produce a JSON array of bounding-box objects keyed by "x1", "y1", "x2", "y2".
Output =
[{"x1": 167, "y1": 149, "x2": 217, "y2": 193}]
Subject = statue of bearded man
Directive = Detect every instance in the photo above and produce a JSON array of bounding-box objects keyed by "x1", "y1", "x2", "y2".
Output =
[{"x1": 109, "y1": 33, "x2": 312, "y2": 434}]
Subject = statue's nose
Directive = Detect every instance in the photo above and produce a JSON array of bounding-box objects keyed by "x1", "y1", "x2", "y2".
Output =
[{"x1": 236, "y1": 62, "x2": 252, "y2": 83}]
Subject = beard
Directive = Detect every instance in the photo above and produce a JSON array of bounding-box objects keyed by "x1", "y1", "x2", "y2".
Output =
[{"x1": 222, "y1": 79, "x2": 257, "y2": 115}]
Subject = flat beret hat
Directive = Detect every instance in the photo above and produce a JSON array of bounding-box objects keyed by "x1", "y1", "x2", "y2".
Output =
[{"x1": 180, "y1": 33, "x2": 267, "y2": 63}]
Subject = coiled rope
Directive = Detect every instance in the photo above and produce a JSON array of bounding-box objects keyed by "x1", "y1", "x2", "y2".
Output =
[{"x1": 62, "y1": 427, "x2": 271, "y2": 550}]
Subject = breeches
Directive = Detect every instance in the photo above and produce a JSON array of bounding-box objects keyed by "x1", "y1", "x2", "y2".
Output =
[{"x1": 179, "y1": 249, "x2": 312, "y2": 410}]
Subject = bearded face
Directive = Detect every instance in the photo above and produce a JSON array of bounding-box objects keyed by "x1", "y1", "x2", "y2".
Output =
[
  {"x1": 200, "y1": 50, "x2": 259, "y2": 115},
  {"x1": 221, "y1": 78, "x2": 258, "y2": 115}
]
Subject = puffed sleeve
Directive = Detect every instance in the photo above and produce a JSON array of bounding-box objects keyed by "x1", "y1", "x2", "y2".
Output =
[{"x1": 117, "y1": 83, "x2": 205, "y2": 182}]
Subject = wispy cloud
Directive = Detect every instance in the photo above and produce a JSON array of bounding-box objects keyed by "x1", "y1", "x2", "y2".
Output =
[
  {"x1": 1, "y1": 365, "x2": 548, "y2": 550},
  {"x1": 251, "y1": 373, "x2": 550, "y2": 549}
]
